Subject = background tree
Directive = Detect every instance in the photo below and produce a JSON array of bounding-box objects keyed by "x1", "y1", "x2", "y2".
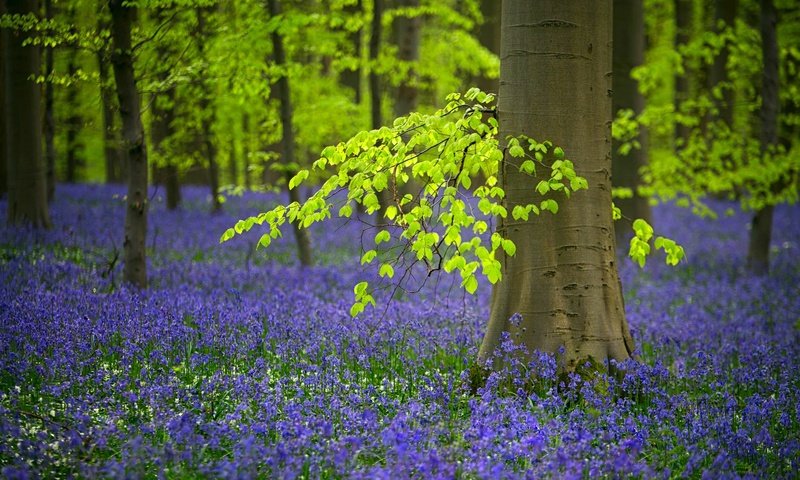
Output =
[
  {"x1": 97, "y1": 9, "x2": 123, "y2": 184},
  {"x1": 109, "y1": 0, "x2": 148, "y2": 288},
  {"x1": 612, "y1": 0, "x2": 653, "y2": 248},
  {"x1": 746, "y1": 0, "x2": 778, "y2": 274},
  {"x1": 0, "y1": 0, "x2": 6, "y2": 198},
  {"x1": 268, "y1": 0, "x2": 313, "y2": 266},
  {"x1": 3, "y1": 0, "x2": 51, "y2": 228},
  {"x1": 43, "y1": 0, "x2": 56, "y2": 200}
]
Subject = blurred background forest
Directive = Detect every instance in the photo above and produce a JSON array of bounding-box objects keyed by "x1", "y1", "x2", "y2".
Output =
[{"x1": 2, "y1": 0, "x2": 796, "y2": 225}]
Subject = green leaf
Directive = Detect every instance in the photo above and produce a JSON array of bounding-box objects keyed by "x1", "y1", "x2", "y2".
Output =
[
  {"x1": 512, "y1": 205, "x2": 529, "y2": 221},
  {"x1": 375, "y1": 230, "x2": 391, "y2": 245},
  {"x1": 258, "y1": 234, "x2": 272, "y2": 249},
  {"x1": 633, "y1": 218, "x2": 654, "y2": 242},
  {"x1": 288, "y1": 169, "x2": 309, "y2": 190},
  {"x1": 536, "y1": 181, "x2": 550, "y2": 196},
  {"x1": 361, "y1": 250, "x2": 377, "y2": 265},
  {"x1": 338, "y1": 204, "x2": 353, "y2": 218},
  {"x1": 379, "y1": 263, "x2": 395, "y2": 278},
  {"x1": 354, "y1": 281, "x2": 369, "y2": 297},
  {"x1": 350, "y1": 301, "x2": 365, "y2": 317},
  {"x1": 501, "y1": 239, "x2": 516, "y2": 256},
  {"x1": 220, "y1": 228, "x2": 235, "y2": 243},
  {"x1": 462, "y1": 274, "x2": 478, "y2": 294},
  {"x1": 520, "y1": 160, "x2": 536, "y2": 174},
  {"x1": 509, "y1": 144, "x2": 525, "y2": 158},
  {"x1": 554, "y1": 146, "x2": 565, "y2": 159},
  {"x1": 541, "y1": 199, "x2": 559, "y2": 214}
]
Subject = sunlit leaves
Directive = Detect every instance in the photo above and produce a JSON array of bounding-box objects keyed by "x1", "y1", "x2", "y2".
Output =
[{"x1": 224, "y1": 89, "x2": 678, "y2": 317}]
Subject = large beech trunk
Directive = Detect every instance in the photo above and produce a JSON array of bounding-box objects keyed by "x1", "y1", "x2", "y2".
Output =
[
  {"x1": 612, "y1": 0, "x2": 652, "y2": 247},
  {"x1": 478, "y1": 0, "x2": 634, "y2": 371},
  {"x1": 268, "y1": 0, "x2": 313, "y2": 267},
  {"x1": 5, "y1": 0, "x2": 51, "y2": 228},
  {"x1": 746, "y1": 0, "x2": 778, "y2": 275},
  {"x1": 109, "y1": 0, "x2": 148, "y2": 289}
]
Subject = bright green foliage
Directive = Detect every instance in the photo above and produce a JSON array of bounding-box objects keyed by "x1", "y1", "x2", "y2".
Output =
[
  {"x1": 223, "y1": 88, "x2": 590, "y2": 314},
  {"x1": 224, "y1": 88, "x2": 682, "y2": 316},
  {"x1": 619, "y1": 0, "x2": 799, "y2": 218},
  {"x1": 628, "y1": 218, "x2": 684, "y2": 268}
]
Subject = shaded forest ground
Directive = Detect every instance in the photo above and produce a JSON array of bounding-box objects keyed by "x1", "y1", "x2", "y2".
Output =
[{"x1": 1, "y1": 184, "x2": 798, "y2": 478}]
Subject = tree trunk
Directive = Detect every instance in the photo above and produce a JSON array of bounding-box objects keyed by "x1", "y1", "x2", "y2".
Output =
[
  {"x1": 195, "y1": 7, "x2": 222, "y2": 213},
  {"x1": 478, "y1": 0, "x2": 634, "y2": 371},
  {"x1": 228, "y1": 135, "x2": 238, "y2": 186},
  {"x1": 97, "y1": 13, "x2": 124, "y2": 184},
  {"x1": 64, "y1": 42, "x2": 82, "y2": 183},
  {"x1": 612, "y1": 0, "x2": 652, "y2": 248},
  {"x1": 746, "y1": 0, "x2": 778, "y2": 275},
  {"x1": 371, "y1": 0, "x2": 391, "y2": 221},
  {"x1": 674, "y1": 0, "x2": 691, "y2": 149},
  {"x1": 0, "y1": 0, "x2": 5, "y2": 199},
  {"x1": 369, "y1": 0, "x2": 383, "y2": 131},
  {"x1": 475, "y1": 0, "x2": 501, "y2": 94},
  {"x1": 268, "y1": 0, "x2": 313, "y2": 266},
  {"x1": 709, "y1": 0, "x2": 738, "y2": 127},
  {"x1": 5, "y1": 0, "x2": 51, "y2": 228},
  {"x1": 243, "y1": 113, "x2": 251, "y2": 189},
  {"x1": 43, "y1": 0, "x2": 55, "y2": 200},
  {"x1": 340, "y1": 0, "x2": 362, "y2": 104},
  {"x1": 109, "y1": 0, "x2": 148, "y2": 289},
  {"x1": 150, "y1": 7, "x2": 180, "y2": 210},
  {"x1": 392, "y1": 0, "x2": 419, "y2": 118},
  {"x1": 150, "y1": 79, "x2": 180, "y2": 210}
]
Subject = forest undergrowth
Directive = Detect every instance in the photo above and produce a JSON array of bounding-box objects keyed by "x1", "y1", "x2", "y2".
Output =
[{"x1": 1, "y1": 184, "x2": 798, "y2": 478}]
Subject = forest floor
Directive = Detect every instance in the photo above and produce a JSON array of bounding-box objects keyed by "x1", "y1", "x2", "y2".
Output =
[{"x1": 1, "y1": 184, "x2": 799, "y2": 478}]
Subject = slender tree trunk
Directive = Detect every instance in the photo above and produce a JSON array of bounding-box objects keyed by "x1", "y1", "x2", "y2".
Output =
[
  {"x1": 5, "y1": 0, "x2": 51, "y2": 228},
  {"x1": 612, "y1": 0, "x2": 652, "y2": 248},
  {"x1": 64, "y1": 43, "x2": 82, "y2": 183},
  {"x1": 97, "y1": 13, "x2": 123, "y2": 184},
  {"x1": 243, "y1": 113, "x2": 252, "y2": 189},
  {"x1": 340, "y1": 0, "x2": 362, "y2": 104},
  {"x1": 150, "y1": 7, "x2": 180, "y2": 209},
  {"x1": 746, "y1": 0, "x2": 778, "y2": 275},
  {"x1": 674, "y1": 0, "x2": 691, "y2": 148},
  {"x1": 0, "y1": 0, "x2": 6, "y2": 199},
  {"x1": 195, "y1": 7, "x2": 222, "y2": 213},
  {"x1": 478, "y1": 0, "x2": 634, "y2": 371},
  {"x1": 475, "y1": 0, "x2": 501, "y2": 95},
  {"x1": 109, "y1": 0, "x2": 148, "y2": 289},
  {"x1": 228, "y1": 135, "x2": 238, "y2": 186},
  {"x1": 43, "y1": 0, "x2": 55, "y2": 200},
  {"x1": 371, "y1": 0, "x2": 392, "y2": 221},
  {"x1": 709, "y1": 0, "x2": 738, "y2": 127},
  {"x1": 369, "y1": 0, "x2": 382, "y2": 131},
  {"x1": 268, "y1": 0, "x2": 313, "y2": 266},
  {"x1": 392, "y1": 0, "x2": 419, "y2": 118},
  {"x1": 150, "y1": 79, "x2": 180, "y2": 210}
]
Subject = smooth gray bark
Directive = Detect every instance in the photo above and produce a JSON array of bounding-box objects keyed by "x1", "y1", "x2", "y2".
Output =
[{"x1": 478, "y1": 0, "x2": 633, "y2": 371}]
